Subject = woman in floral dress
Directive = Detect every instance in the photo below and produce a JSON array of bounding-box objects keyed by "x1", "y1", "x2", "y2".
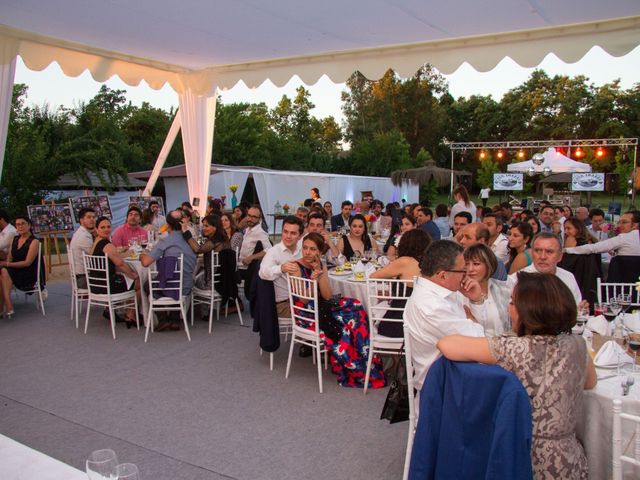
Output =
[
  {"x1": 293, "y1": 232, "x2": 385, "y2": 389},
  {"x1": 437, "y1": 272, "x2": 597, "y2": 479}
]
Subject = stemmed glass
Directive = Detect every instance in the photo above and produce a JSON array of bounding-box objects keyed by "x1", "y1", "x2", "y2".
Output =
[
  {"x1": 115, "y1": 463, "x2": 140, "y2": 480},
  {"x1": 629, "y1": 338, "x2": 640, "y2": 374},
  {"x1": 86, "y1": 449, "x2": 118, "y2": 480}
]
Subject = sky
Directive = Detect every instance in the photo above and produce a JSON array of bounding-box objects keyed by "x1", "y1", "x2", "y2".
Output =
[{"x1": 13, "y1": 45, "x2": 640, "y2": 128}]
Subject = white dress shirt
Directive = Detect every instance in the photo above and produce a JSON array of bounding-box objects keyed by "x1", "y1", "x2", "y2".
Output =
[
  {"x1": 238, "y1": 225, "x2": 272, "y2": 270},
  {"x1": 490, "y1": 233, "x2": 510, "y2": 264},
  {"x1": 448, "y1": 200, "x2": 477, "y2": 226},
  {"x1": 259, "y1": 242, "x2": 301, "y2": 302},
  {"x1": 508, "y1": 263, "x2": 582, "y2": 304},
  {"x1": 403, "y1": 276, "x2": 486, "y2": 392},
  {"x1": 565, "y1": 230, "x2": 640, "y2": 257},
  {"x1": 0, "y1": 223, "x2": 17, "y2": 254},
  {"x1": 587, "y1": 226, "x2": 609, "y2": 242},
  {"x1": 69, "y1": 226, "x2": 93, "y2": 274}
]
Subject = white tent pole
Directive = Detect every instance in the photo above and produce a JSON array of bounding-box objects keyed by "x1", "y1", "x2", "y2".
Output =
[
  {"x1": 143, "y1": 112, "x2": 181, "y2": 196},
  {"x1": 0, "y1": 55, "x2": 17, "y2": 181},
  {"x1": 178, "y1": 87, "x2": 217, "y2": 217}
]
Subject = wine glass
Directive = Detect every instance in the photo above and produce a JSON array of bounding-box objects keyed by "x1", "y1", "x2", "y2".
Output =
[
  {"x1": 115, "y1": 463, "x2": 140, "y2": 480},
  {"x1": 610, "y1": 298, "x2": 623, "y2": 319},
  {"x1": 361, "y1": 250, "x2": 371, "y2": 265},
  {"x1": 86, "y1": 449, "x2": 118, "y2": 480},
  {"x1": 629, "y1": 338, "x2": 640, "y2": 373}
]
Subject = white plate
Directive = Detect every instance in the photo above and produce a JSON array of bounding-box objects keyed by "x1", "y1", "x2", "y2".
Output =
[
  {"x1": 329, "y1": 269, "x2": 352, "y2": 277},
  {"x1": 349, "y1": 276, "x2": 366, "y2": 283}
]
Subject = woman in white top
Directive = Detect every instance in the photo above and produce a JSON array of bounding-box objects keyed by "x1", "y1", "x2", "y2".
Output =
[
  {"x1": 463, "y1": 243, "x2": 510, "y2": 336},
  {"x1": 449, "y1": 185, "x2": 476, "y2": 227}
]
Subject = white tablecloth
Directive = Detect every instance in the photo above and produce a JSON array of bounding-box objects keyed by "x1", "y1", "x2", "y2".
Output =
[
  {"x1": 124, "y1": 258, "x2": 150, "y2": 323},
  {"x1": 328, "y1": 273, "x2": 370, "y2": 312},
  {"x1": 578, "y1": 369, "x2": 640, "y2": 480},
  {"x1": 0, "y1": 434, "x2": 85, "y2": 479}
]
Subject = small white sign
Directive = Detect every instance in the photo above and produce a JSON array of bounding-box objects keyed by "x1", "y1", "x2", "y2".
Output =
[
  {"x1": 572, "y1": 173, "x2": 604, "y2": 192},
  {"x1": 493, "y1": 173, "x2": 523, "y2": 191}
]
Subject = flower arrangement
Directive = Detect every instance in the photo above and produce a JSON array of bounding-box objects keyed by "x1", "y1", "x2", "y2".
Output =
[
  {"x1": 364, "y1": 214, "x2": 377, "y2": 223},
  {"x1": 282, "y1": 203, "x2": 290, "y2": 213},
  {"x1": 229, "y1": 184, "x2": 239, "y2": 193}
]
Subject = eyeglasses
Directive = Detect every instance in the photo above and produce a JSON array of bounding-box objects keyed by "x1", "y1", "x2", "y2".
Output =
[
  {"x1": 247, "y1": 214, "x2": 260, "y2": 220},
  {"x1": 15, "y1": 222, "x2": 28, "y2": 227}
]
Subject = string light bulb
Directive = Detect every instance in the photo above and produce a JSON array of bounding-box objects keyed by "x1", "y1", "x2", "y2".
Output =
[
  {"x1": 497, "y1": 150, "x2": 504, "y2": 159},
  {"x1": 479, "y1": 151, "x2": 486, "y2": 160},
  {"x1": 596, "y1": 147, "x2": 605, "y2": 158},
  {"x1": 574, "y1": 147, "x2": 584, "y2": 158},
  {"x1": 517, "y1": 149, "x2": 525, "y2": 159}
]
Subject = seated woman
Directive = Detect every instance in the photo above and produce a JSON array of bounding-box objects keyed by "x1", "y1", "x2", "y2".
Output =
[
  {"x1": 89, "y1": 216, "x2": 141, "y2": 327},
  {"x1": 370, "y1": 229, "x2": 431, "y2": 338},
  {"x1": 0, "y1": 216, "x2": 45, "y2": 317},
  {"x1": 294, "y1": 232, "x2": 385, "y2": 389},
  {"x1": 221, "y1": 213, "x2": 243, "y2": 254},
  {"x1": 463, "y1": 244, "x2": 510, "y2": 336},
  {"x1": 506, "y1": 221, "x2": 533, "y2": 274},
  {"x1": 337, "y1": 213, "x2": 379, "y2": 259},
  {"x1": 438, "y1": 272, "x2": 596, "y2": 480},
  {"x1": 183, "y1": 214, "x2": 241, "y2": 312},
  {"x1": 323, "y1": 201, "x2": 333, "y2": 220},
  {"x1": 522, "y1": 214, "x2": 541, "y2": 236},
  {"x1": 563, "y1": 217, "x2": 596, "y2": 248},
  {"x1": 385, "y1": 213, "x2": 416, "y2": 261}
]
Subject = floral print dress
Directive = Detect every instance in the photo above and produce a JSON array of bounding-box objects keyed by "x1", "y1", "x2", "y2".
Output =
[{"x1": 294, "y1": 263, "x2": 385, "y2": 389}]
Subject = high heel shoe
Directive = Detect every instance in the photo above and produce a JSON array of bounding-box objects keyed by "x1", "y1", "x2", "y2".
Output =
[{"x1": 4, "y1": 309, "x2": 14, "y2": 318}]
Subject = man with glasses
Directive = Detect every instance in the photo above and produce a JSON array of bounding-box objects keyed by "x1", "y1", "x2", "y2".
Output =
[
  {"x1": 238, "y1": 205, "x2": 272, "y2": 298},
  {"x1": 404, "y1": 240, "x2": 487, "y2": 392},
  {"x1": 70, "y1": 207, "x2": 96, "y2": 288},
  {"x1": 565, "y1": 210, "x2": 640, "y2": 257}
]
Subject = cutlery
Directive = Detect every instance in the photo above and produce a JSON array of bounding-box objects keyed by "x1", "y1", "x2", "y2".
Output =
[{"x1": 622, "y1": 376, "x2": 635, "y2": 396}]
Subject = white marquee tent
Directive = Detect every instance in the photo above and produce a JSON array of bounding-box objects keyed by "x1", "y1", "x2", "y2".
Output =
[
  {"x1": 507, "y1": 147, "x2": 593, "y2": 173},
  {"x1": 1, "y1": 1, "x2": 639, "y2": 212}
]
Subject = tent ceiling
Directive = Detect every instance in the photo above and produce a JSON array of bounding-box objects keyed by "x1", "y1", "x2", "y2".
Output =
[{"x1": 1, "y1": 1, "x2": 639, "y2": 94}]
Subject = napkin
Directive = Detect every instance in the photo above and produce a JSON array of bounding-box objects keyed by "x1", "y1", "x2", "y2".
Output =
[
  {"x1": 622, "y1": 312, "x2": 640, "y2": 333},
  {"x1": 593, "y1": 341, "x2": 634, "y2": 367},
  {"x1": 587, "y1": 315, "x2": 610, "y2": 337}
]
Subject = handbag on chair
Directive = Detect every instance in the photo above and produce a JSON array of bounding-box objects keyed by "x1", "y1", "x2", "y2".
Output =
[{"x1": 380, "y1": 345, "x2": 409, "y2": 424}]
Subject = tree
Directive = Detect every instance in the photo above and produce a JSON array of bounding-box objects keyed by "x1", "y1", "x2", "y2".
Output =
[
  {"x1": 346, "y1": 130, "x2": 412, "y2": 177},
  {"x1": 476, "y1": 156, "x2": 500, "y2": 190}
]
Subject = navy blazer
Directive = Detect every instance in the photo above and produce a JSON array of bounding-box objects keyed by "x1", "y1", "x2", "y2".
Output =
[
  {"x1": 409, "y1": 357, "x2": 533, "y2": 480},
  {"x1": 331, "y1": 214, "x2": 349, "y2": 232}
]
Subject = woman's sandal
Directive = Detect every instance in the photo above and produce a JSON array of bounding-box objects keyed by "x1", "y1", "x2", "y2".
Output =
[{"x1": 4, "y1": 309, "x2": 14, "y2": 318}]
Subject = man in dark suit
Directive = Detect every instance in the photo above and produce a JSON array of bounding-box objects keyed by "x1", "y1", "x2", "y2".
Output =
[
  {"x1": 415, "y1": 207, "x2": 441, "y2": 241},
  {"x1": 330, "y1": 200, "x2": 353, "y2": 231}
]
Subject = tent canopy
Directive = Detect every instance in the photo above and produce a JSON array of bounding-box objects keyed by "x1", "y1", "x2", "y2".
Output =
[
  {"x1": 507, "y1": 147, "x2": 592, "y2": 173},
  {"x1": 1, "y1": 2, "x2": 639, "y2": 94},
  {"x1": 390, "y1": 159, "x2": 471, "y2": 187}
]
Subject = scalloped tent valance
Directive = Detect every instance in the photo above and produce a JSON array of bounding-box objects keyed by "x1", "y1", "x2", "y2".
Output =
[{"x1": 0, "y1": 1, "x2": 639, "y2": 94}]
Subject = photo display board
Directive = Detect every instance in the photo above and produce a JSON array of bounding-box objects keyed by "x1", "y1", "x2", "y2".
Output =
[
  {"x1": 493, "y1": 173, "x2": 524, "y2": 191},
  {"x1": 571, "y1": 173, "x2": 605, "y2": 192},
  {"x1": 70, "y1": 195, "x2": 112, "y2": 222},
  {"x1": 27, "y1": 204, "x2": 74, "y2": 234},
  {"x1": 128, "y1": 196, "x2": 165, "y2": 215}
]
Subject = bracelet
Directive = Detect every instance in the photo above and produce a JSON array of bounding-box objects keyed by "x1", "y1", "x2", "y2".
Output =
[
  {"x1": 182, "y1": 230, "x2": 193, "y2": 241},
  {"x1": 470, "y1": 293, "x2": 487, "y2": 305}
]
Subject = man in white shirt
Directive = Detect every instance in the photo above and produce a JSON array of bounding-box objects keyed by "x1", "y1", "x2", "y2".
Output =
[
  {"x1": 239, "y1": 205, "x2": 272, "y2": 271},
  {"x1": 509, "y1": 233, "x2": 583, "y2": 305},
  {"x1": 404, "y1": 240, "x2": 487, "y2": 393},
  {"x1": 259, "y1": 216, "x2": 304, "y2": 318},
  {"x1": 565, "y1": 211, "x2": 640, "y2": 257},
  {"x1": 69, "y1": 207, "x2": 96, "y2": 288},
  {"x1": 586, "y1": 208, "x2": 608, "y2": 242},
  {"x1": 0, "y1": 210, "x2": 17, "y2": 260},
  {"x1": 482, "y1": 213, "x2": 509, "y2": 264}
]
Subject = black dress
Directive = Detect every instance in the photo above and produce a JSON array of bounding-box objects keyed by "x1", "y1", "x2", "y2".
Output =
[
  {"x1": 377, "y1": 285, "x2": 413, "y2": 338},
  {"x1": 8, "y1": 235, "x2": 43, "y2": 291},
  {"x1": 90, "y1": 238, "x2": 130, "y2": 294},
  {"x1": 342, "y1": 235, "x2": 373, "y2": 259}
]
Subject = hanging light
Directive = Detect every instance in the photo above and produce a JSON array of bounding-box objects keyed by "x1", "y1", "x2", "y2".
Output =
[
  {"x1": 527, "y1": 166, "x2": 536, "y2": 177},
  {"x1": 574, "y1": 147, "x2": 584, "y2": 158},
  {"x1": 543, "y1": 167, "x2": 552, "y2": 177},
  {"x1": 517, "y1": 149, "x2": 525, "y2": 159},
  {"x1": 596, "y1": 147, "x2": 605, "y2": 158},
  {"x1": 497, "y1": 149, "x2": 504, "y2": 159},
  {"x1": 479, "y1": 150, "x2": 486, "y2": 160}
]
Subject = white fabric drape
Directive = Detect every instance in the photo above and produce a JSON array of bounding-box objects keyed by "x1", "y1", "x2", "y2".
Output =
[
  {"x1": 208, "y1": 171, "x2": 250, "y2": 206},
  {"x1": 0, "y1": 48, "x2": 17, "y2": 181},
  {"x1": 178, "y1": 89, "x2": 217, "y2": 216},
  {"x1": 143, "y1": 113, "x2": 181, "y2": 196}
]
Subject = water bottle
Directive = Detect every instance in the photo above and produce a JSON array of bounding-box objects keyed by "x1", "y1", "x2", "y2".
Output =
[
  {"x1": 325, "y1": 219, "x2": 331, "y2": 232},
  {"x1": 274, "y1": 200, "x2": 281, "y2": 215}
]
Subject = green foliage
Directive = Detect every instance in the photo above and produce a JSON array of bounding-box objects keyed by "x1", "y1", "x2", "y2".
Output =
[
  {"x1": 347, "y1": 130, "x2": 412, "y2": 176},
  {"x1": 476, "y1": 156, "x2": 500, "y2": 189}
]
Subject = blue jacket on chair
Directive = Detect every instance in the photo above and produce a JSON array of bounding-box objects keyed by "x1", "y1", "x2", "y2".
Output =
[{"x1": 409, "y1": 357, "x2": 533, "y2": 480}]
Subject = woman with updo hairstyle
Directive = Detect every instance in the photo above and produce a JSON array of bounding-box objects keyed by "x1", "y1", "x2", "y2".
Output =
[
  {"x1": 507, "y1": 221, "x2": 533, "y2": 274},
  {"x1": 293, "y1": 232, "x2": 385, "y2": 389},
  {"x1": 438, "y1": 272, "x2": 596, "y2": 480},
  {"x1": 371, "y1": 229, "x2": 431, "y2": 337}
]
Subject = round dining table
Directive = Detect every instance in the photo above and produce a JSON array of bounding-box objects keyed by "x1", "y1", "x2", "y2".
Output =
[{"x1": 327, "y1": 270, "x2": 371, "y2": 313}]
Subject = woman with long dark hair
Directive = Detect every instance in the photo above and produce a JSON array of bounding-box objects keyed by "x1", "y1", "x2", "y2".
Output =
[
  {"x1": 507, "y1": 221, "x2": 533, "y2": 274},
  {"x1": 337, "y1": 213, "x2": 378, "y2": 258},
  {"x1": 563, "y1": 217, "x2": 596, "y2": 248}
]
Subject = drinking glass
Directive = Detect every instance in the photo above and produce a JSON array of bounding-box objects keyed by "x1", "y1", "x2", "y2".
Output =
[
  {"x1": 610, "y1": 298, "x2": 623, "y2": 319},
  {"x1": 86, "y1": 449, "x2": 118, "y2": 480},
  {"x1": 115, "y1": 463, "x2": 140, "y2": 480},
  {"x1": 629, "y1": 338, "x2": 640, "y2": 373},
  {"x1": 594, "y1": 302, "x2": 605, "y2": 317}
]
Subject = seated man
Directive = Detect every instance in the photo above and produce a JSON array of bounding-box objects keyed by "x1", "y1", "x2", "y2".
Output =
[
  {"x1": 415, "y1": 207, "x2": 441, "y2": 241},
  {"x1": 452, "y1": 211, "x2": 472, "y2": 237},
  {"x1": 586, "y1": 208, "x2": 608, "y2": 242},
  {"x1": 140, "y1": 210, "x2": 197, "y2": 331},
  {"x1": 238, "y1": 205, "x2": 272, "y2": 300},
  {"x1": 404, "y1": 240, "x2": 487, "y2": 393},
  {"x1": 69, "y1": 207, "x2": 96, "y2": 288},
  {"x1": 0, "y1": 210, "x2": 17, "y2": 261},
  {"x1": 566, "y1": 210, "x2": 640, "y2": 257},
  {"x1": 482, "y1": 213, "x2": 509, "y2": 264},
  {"x1": 304, "y1": 213, "x2": 340, "y2": 260},
  {"x1": 259, "y1": 216, "x2": 304, "y2": 318},
  {"x1": 111, "y1": 206, "x2": 147, "y2": 248},
  {"x1": 331, "y1": 200, "x2": 353, "y2": 231}
]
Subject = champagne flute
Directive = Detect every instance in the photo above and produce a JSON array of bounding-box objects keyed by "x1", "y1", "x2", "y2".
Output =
[{"x1": 86, "y1": 449, "x2": 118, "y2": 480}]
